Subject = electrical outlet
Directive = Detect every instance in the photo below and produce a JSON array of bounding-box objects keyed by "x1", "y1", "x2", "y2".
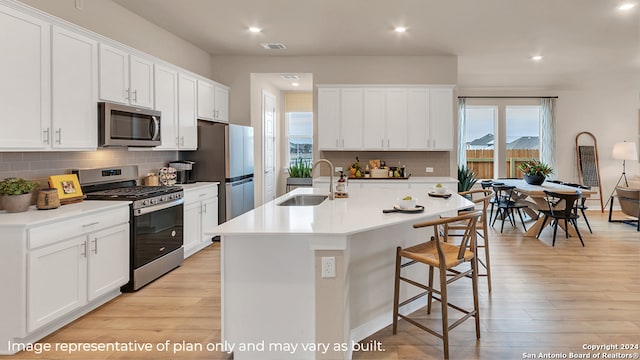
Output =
[
  {"x1": 426, "y1": 167, "x2": 434, "y2": 173},
  {"x1": 335, "y1": 166, "x2": 343, "y2": 173},
  {"x1": 321, "y1": 256, "x2": 336, "y2": 278}
]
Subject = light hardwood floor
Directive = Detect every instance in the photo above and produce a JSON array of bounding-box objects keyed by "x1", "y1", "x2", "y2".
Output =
[{"x1": 5, "y1": 211, "x2": 640, "y2": 360}]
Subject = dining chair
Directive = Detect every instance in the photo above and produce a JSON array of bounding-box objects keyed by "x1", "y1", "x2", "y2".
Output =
[
  {"x1": 480, "y1": 180, "x2": 496, "y2": 224},
  {"x1": 490, "y1": 184, "x2": 528, "y2": 233},
  {"x1": 562, "y1": 183, "x2": 593, "y2": 233},
  {"x1": 536, "y1": 190, "x2": 585, "y2": 246},
  {"x1": 393, "y1": 211, "x2": 482, "y2": 360}
]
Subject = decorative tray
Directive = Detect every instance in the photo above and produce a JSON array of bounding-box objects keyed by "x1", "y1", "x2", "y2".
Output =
[
  {"x1": 428, "y1": 192, "x2": 452, "y2": 199},
  {"x1": 348, "y1": 175, "x2": 411, "y2": 180},
  {"x1": 382, "y1": 205, "x2": 425, "y2": 214}
]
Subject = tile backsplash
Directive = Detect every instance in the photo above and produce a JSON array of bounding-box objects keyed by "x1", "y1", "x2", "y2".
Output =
[{"x1": 0, "y1": 148, "x2": 178, "y2": 188}]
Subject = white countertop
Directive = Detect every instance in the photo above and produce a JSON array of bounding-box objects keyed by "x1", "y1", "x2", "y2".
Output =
[
  {"x1": 178, "y1": 182, "x2": 220, "y2": 191},
  {"x1": 0, "y1": 201, "x2": 131, "y2": 227},
  {"x1": 313, "y1": 176, "x2": 457, "y2": 183},
  {"x1": 212, "y1": 187, "x2": 473, "y2": 236}
]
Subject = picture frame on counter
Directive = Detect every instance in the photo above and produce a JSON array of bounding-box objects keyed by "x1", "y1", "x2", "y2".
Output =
[{"x1": 48, "y1": 174, "x2": 85, "y2": 204}]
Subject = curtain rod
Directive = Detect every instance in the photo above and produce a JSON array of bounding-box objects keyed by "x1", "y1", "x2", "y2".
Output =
[{"x1": 457, "y1": 96, "x2": 558, "y2": 99}]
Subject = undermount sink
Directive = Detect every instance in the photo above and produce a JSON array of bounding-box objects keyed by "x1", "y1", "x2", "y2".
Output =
[{"x1": 277, "y1": 194, "x2": 328, "y2": 206}]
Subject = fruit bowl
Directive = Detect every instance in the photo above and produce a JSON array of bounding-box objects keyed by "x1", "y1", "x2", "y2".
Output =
[{"x1": 434, "y1": 185, "x2": 447, "y2": 194}]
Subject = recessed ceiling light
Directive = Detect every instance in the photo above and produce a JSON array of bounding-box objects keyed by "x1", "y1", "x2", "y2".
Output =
[
  {"x1": 531, "y1": 55, "x2": 543, "y2": 61},
  {"x1": 617, "y1": 2, "x2": 636, "y2": 10},
  {"x1": 291, "y1": 82, "x2": 300, "y2": 87},
  {"x1": 394, "y1": 26, "x2": 407, "y2": 33},
  {"x1": 248, "y1": 27, "x2": 262, "y2": 33}
]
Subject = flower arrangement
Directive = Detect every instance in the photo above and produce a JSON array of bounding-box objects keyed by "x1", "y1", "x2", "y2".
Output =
[{"x1": 518, "y1": 159, "x2": 553, "y2": 177}]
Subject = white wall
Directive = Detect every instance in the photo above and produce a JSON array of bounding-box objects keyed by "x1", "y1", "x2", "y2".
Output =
[
  {"x1": 555, "y1": 72, "x2": 639, "y2": 208},
  {"x1": 19, "y1": 0, "x2": 212, "y2": 77}
]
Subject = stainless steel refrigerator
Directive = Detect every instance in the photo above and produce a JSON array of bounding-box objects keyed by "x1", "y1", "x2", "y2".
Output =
[{"x1": 182, "y1": 121, "x2": 254, "y2": 223}]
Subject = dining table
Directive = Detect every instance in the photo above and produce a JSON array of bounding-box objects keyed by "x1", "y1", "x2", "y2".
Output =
[{"x1": 495, "y1": 179, "x2": 596, "y2": 237}]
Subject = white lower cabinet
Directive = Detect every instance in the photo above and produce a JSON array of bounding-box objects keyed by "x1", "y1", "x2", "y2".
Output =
[
  {"x1": 28, "y1": 235, "x2": 87, "y2": 332},
  {"x1": 0, "y1": 202, "x2": 130, "y2": 354},
  {"x1": 27, "y1": 220, "x2": 129, "y2": 333},
  {"x1": 182, "y1": 183, "x2": 219, "y2": 259}
]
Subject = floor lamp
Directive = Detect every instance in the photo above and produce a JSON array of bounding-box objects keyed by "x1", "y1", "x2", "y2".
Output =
[{"x1": 605, "y1": 141, "x2": 638, "y2": 208}]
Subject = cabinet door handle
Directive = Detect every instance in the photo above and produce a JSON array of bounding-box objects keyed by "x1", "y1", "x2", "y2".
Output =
[
  {"x1": 181, "y1": 136, "x2": 185, "y2": 146},
  {"x1": 55, "y1": 128, "x2": 62, "y2": 145},
  {"x1": 202, "y1": 203, "x2": 207, "y2": 213},
  {"x1": 82, "y1": 222, "x2": 100, "y2": 227},
  {"x1": 381, "y1": 139, "x2": 384, "y2": 147},
  {"x1": 133, "y1": 89, "x2": 138, "y2": 102},
  {"x1": 43, "y1": 128, "x2": 50, "y2": 144},
  {"x1": 81, "y1": 242, "x2": 87, "y2": 258},
  {"x1": 125, "y1": 88, "x2": 129, "y2": 100},
  {"x1": 93, "y1": 238, "x2": 98, "y2": 254},
  {"x1": 387, "y1": 139, "x2": 390, "y2": 148},
  {"x1": 175, "y1": 136, "x2": 180, "y2": 146}
]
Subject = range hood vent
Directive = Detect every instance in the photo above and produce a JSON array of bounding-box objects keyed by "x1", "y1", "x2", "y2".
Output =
[{"x1": 261, "y1": 43, "x2": 287, "y2": 50}]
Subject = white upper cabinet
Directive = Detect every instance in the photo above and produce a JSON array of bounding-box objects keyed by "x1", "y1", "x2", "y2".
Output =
[
  {"x1": 363, "y1": 88, "x2": 386, "y2": 150},
  {"x1": 213, "y1": 85, "x2": 229, "y2": 122},
  {"x1": 340, "y1": 88, "x2": 364, "y2": 150},
  {"x1": 197, "y1": 80, "x2": 215, "y2": 120},
  {"x1": 99, "y1": 43, "x2": 153, "y2": 108},
  {"x1": 129, "y1": 55, "x2": 154, "y2": 108},
  {"x1": 198, "y1": 80, "x2": 229, "y2": 123},
  {"x1": 318, "y1": 85, "x2": 454, "y2": 151},
  {"x1": 385, "y1": 88, "x2": 408, "y2": 150},
  {"x1": 178, "y1": 73, "x2": 198, "y2": 150},
  {"x1": 0, "y1": 5, "x2": 50, "y2": 150},
  {"x1": 407, "y1": 88, "x2": 431, "y2": 149},
  {"x1": 0, "y1": 2, "x2": 230, "y2": 151},
  {"x1": 98, "y1": 44, "x2": 128, "y2": 104},
  {"x1": 429, "y1": 88, "x2": 454, "y2": 150},
  {"x1": 51, "y1": 26, "x2": 98, "y2": 150},
  {"x1": 317, "y1": 88, "x2": 340, "y2": 150},
  {"x1": 154, "y1": 64, "x2": 179, "y2": 150}
]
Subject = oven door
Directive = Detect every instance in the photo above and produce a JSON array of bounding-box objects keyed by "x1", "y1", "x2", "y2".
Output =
[{"x1": 132, "y1": 199, "x2": 184, "y2": 269}]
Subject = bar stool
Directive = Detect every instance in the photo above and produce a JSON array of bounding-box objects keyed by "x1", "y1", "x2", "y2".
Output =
[
  {"x1": 445, "y1": 189, "x2": 493, "y2": 292},
  {"x1": 392, "y1": 211, "x2": 482, "y2": 360}
]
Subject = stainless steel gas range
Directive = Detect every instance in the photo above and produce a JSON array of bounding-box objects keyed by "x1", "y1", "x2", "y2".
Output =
[{"x1": 74, "y1": 166, "x2": 184, "y2": 291}]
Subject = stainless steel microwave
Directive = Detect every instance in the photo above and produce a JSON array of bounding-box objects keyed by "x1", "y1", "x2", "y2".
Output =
[{"x1": 99, "y1": 102, "x2": 161, "y2": 147}]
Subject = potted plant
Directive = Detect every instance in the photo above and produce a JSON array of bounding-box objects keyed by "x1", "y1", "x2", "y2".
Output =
[
  {"x1": 458, "y1": 165, "x2": 478, "y2": 192},
  {"x1": 0, "y1": 177, "x2": 39, "y2": 213},
  {"x1": 518, "y1": 159, "x2": 553, "y2": 185},
  {"x1": 287, "y1": 158, "x2": 313, "y2": 187}
]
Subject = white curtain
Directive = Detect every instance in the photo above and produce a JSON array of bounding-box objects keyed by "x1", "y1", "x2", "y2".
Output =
[
  {"x1": 540, "y1": 98, "x2": 557, "y2": 178},
  {"x1": 457, "y1": 98, "x2": 467, "y2": 166}
]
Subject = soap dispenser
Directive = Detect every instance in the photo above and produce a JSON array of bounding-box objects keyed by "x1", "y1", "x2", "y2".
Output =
[{"x1": 336, "y1": 171, "x2": 348, "y2": 198}]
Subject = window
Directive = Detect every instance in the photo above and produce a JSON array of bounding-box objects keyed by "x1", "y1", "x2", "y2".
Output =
[
  {"x1": 463, "y1": 102, "x2": 542, "y2": 179},
  {"x1": 287, "y1": 111, "x2": 313, "y2": 165},
  {"x1": 284, "y1": 93, "x2": 313, "y2": 167}
]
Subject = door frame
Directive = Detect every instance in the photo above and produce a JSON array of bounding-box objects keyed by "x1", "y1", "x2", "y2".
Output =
[{"x1": 262, "y1": 90, "x2": 277, "y2": 204}]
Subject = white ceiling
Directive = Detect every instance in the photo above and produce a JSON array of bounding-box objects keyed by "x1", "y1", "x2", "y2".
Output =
[{"x1": 114, "y1": 0, "x2": 639, "y2": 90}]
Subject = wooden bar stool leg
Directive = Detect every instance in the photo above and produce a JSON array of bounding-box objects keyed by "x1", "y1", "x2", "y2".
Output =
[
  {"x1": 480, "y1": 220, "x2": 492, "y2": 292},
  {"x1": 392, "y1": 247, "x2": 401, "y2": 335},
  {"x1": 472, "y1": 256, "x2": 481, "y2": 339},
  {"x1": 427, "y1": 265, "x2": 434, "y2": 314},
  {"x1": 439, "y1": 265, "x2": 449, "y2": 360}
]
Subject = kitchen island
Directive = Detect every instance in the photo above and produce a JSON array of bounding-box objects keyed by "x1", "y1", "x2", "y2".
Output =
[{"x1": 209, "y1": 186, "x2": 473, "y2": 360}]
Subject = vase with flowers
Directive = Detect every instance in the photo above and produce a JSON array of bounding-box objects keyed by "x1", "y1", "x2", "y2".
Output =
[{"x1": 518, "y1": 159, "x2": 553, "y2": 185}]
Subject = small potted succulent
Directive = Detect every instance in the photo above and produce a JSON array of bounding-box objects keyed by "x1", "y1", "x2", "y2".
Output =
[
  {"x1": 518, "y1": 159, "x2": 553, "y2": 185},
  {"x1": 0, "y1": 177, "x2": 39, "y2": 213}
]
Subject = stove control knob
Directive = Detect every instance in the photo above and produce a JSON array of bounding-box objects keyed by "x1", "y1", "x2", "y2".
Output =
[
  {"x1": 160, "y1": 196, "x2": 166, "y2": 202},
  {"x1": 142, "y1": 200, "x2": 148, "y2": 206}
]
